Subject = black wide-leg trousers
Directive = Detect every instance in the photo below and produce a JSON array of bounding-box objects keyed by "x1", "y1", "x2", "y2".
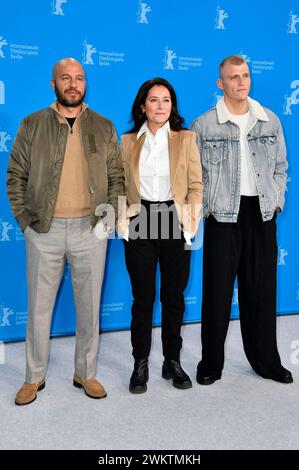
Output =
[
  {"x1": 199, "y1": 196, "x2": 283, "y2": 377},
  {"x1": 124, "y1": 200, "x2": 191, "y2": 361}
]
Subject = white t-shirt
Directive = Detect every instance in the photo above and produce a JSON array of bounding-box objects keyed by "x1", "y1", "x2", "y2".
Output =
[{"x1": 228, "y1": 111, "x2": 258, "y2": 196}]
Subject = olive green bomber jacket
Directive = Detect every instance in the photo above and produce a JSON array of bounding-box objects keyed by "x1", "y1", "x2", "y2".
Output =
[{"x1": 6, "y1": 106, "x2": 125, "y2": 232}]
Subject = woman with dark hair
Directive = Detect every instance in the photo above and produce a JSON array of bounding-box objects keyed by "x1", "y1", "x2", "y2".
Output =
[
  {"x1": 127, "y1": 77, "x2": 185, "y2": 133},
  {"x1": 119, "y1": 77, "x2": 203, "y2": 393}
]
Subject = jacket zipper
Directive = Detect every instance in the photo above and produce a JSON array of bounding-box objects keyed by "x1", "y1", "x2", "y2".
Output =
[
  {"x1": 40, "y1": 124, "x2": 63, "y2": 231},
  {"x1": 80, "y1": 118, "x2": 95, "y2": 228}
]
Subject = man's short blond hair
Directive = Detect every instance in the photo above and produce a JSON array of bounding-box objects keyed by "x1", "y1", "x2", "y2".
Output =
[{"x1": 219, "y1": 55, "x2": 246, "y2": 78}]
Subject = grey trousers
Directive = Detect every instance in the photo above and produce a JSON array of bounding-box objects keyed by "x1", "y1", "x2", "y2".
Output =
[{"x1": 24, "y1": 217, "x2": 107, "y2": 383}]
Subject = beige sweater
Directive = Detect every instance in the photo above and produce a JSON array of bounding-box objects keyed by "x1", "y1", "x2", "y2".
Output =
[{"x1": 51, "y1": 102, "x2": 90, "y2": 218}]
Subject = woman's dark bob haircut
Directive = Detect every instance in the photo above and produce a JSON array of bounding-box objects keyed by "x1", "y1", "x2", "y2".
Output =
[{"x1": 126, "y1": 77, "x2": 185, "y2": 133}]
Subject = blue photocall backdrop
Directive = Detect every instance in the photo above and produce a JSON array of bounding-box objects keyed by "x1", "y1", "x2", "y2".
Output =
[{"x1": 0, "y1": 0, "x2": 298, "y2": 341}]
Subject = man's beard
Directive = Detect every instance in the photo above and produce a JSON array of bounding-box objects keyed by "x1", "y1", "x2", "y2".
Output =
[{"x1": 55, "y1": 84, "x2": 85, "y2": 108}]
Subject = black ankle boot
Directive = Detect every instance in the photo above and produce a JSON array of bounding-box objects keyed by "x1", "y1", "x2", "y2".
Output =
[
  {"x1": 129, "y1": 359, "x2": 149, "y2": 394},
  {"x1": 259, "y1": 366, "x2": 293, "y2": 384},
  {"x1": 162, "y1": 359, "x2": 192, "y2": 389}
]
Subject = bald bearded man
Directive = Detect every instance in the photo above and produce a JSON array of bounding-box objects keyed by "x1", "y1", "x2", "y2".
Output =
[{"x1": 7, "y1": 58, "x2": 124, "y2": 405}]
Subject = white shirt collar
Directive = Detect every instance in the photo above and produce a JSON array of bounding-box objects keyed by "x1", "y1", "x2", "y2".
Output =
[
  {"x1": 137, "y1": 120, "x2": 170, "y2": 140},
  {"x1": 216, "y1": 96, "x2": 269, "y2": 124}
]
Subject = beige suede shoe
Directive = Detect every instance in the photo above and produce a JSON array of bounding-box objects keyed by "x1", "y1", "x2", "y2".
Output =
[
  {"x1": 73, "y1": 375, "x2": 107, "y2": 399},
  {"x1": 15, "y1": 379, "x2": 46, "y2": 406}
]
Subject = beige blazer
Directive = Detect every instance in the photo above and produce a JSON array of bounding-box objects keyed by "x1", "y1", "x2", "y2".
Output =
[{"x1": 118, "y1": 129, "x2": 203, "y2": 236}]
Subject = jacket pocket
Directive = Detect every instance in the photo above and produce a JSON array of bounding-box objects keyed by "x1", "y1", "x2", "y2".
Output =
[
  {"x1": 203, "y1": 139, "x2": 227, "y2": 164},
  {"x1": 259, "y1": 135, "x2": 277, "y2": 162},
  {"x1": 259, "y1": 135, "x2": 277, "y2": 145}
]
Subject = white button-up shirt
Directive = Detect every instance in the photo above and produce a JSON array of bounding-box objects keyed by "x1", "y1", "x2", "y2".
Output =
[
  {"x1": 123, "y1": 121, "x2": 192, "y2": 245},
  {"x1": 137, "y1": 120, "x2": 173, "y2": 202}
]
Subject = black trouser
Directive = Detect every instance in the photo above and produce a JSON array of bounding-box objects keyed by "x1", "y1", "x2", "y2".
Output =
[
  {"x1": 124, "y1": 200, "x2": 191, "y2": 361},
  {"x1": 200, "y1": 196, "x2": 283, "y2": 377}
]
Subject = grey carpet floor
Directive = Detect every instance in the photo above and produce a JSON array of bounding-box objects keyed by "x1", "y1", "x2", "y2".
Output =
[{"x1": 1, "y1": 315, "x2": 299, "y2": 450}]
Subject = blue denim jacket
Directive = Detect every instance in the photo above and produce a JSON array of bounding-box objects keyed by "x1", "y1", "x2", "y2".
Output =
[{"x1": 191, "y1": 97, "x2": 288, "y2": 222}]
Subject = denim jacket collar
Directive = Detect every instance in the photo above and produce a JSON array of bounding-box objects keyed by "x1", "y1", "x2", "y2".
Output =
[{"x1": 216, "y1": 96, "x2": 269, "y2": 124}]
